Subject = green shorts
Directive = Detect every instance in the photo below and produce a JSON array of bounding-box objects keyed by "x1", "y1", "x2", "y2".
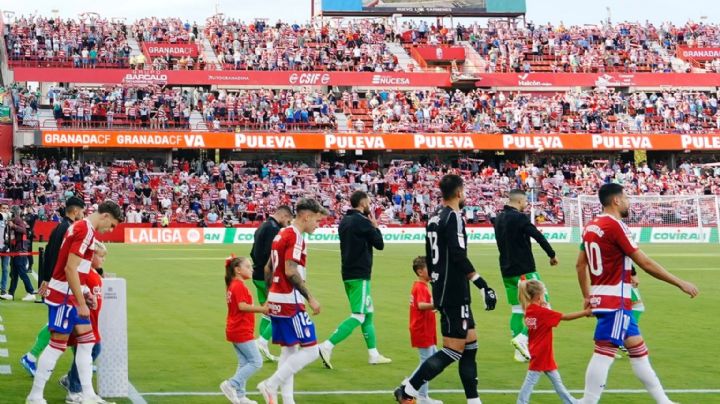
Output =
[
  {"x1": 253, "y1": 280, "x2": 269, "y2": 305},
  {"x1": 344, "y1": 279, "x2": 374, "y2": 314},
  {"x1": 502, "y1": 272, "x2": 547, "y2": 313}
]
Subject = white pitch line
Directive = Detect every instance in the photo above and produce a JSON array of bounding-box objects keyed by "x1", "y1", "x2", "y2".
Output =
[
  {"x1": 0, "y1": 365, "x2": 10, "y2": 375},
  {"x1": 141, "y1": 389, "x2": 720, "y2": 396},
  {"x1": 128, "y1": 382, "x2": 148, "y2": 404},
  {"x1": 0, "y1": 335, "x2": 6, "y2": 343},
  {"x1": 0, "y1": 324, "x2": 4, "y2": 331},
  {"x1": 30, "y1": 271, "x2": 38, "y2": 281},
  {"x1": 0, "y1": 348, "x2": 7, "y2": 357}
]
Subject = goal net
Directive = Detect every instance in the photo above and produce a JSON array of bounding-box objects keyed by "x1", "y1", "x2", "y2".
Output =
[{"x1": 562, "y1": 195, "x2": 720, "y2": 243}]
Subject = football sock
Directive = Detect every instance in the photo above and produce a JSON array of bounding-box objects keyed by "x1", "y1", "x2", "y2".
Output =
[
  {"x1": 259, "y1": 315, "x2": 272, "y2": 341},
  {"x1": 76, "y1": 334, "x2": 96, "y2": 397},
  {"x1": 29, "y1": 324, "x2": 51, "y2": 359},
  {"x1": 328, "y1": 316, "x2": 362, "y2": 346},
  {"x1": 459, "y1": 341, "x2": 479, "y2": 399},
  {"x1": 581, "y1": 344, "x2": 616, "y2": 404},
  {"x1": 278, "y1": 346, "x2": 298, "y2": 403},
  {"x1": 361, "y1": 312, "x2": 377, "y2": 350},
  {"x1": 627, "y1": 343, "x2": 672, "y2": 404},
  {"x1": 408, "y1": 347, "x2": 462, "y2": 392},
  {"x1": 510, "y1": 312, "x2": 526, "y2": 338},
  {"x1": 267, "y1": 346, "x2": 319, "y2": 389},
  {"x1": 28, "y1": 339, "x2": 66, "y2": 399}
]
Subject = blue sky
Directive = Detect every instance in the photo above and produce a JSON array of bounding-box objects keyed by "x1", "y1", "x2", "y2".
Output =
[{"x1": 0, "y1": 0, "x2": 716, "y2": 26}]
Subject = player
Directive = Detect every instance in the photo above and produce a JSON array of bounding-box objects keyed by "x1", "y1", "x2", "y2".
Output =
[
  {"x1": 249, "y1": 206, "x2": 293, "y2": 362},
  {"x1": 26, "y1": 200, "x2": 123, "y2": 404},
  {"x1": 21, "y1": 196, "x2": 86, "y2": 376},
  {"x1": 395, "y1": 174, "x2": 497, "y2": 404},
  {"x1": 319, "y1": 191, "x2": 390, "y2": 369},
  {"x1": 62, "y1": 241, "x2": 108, "y2": 404},
  {"x1": 492, "y1": 189, "x2": 557, "y2": 362},
  {"x1": 576, "y1": 183, "x2": 698, "y2": 404},
  {"x1": 516, "y1": 279, "x2": 588, "y2": 404},
  {"x1": 256, "y1": 198, "x2": 327, "y2": 404}
]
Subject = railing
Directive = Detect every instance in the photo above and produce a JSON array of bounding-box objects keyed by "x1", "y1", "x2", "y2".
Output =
[{"x1": 7, "y1": 56, "x2": 130, "y2": 69}]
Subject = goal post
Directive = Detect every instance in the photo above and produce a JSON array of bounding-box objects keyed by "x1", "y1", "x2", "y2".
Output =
[{"x1": 563, "y1": 195, "x2": 720, "y2": 244}]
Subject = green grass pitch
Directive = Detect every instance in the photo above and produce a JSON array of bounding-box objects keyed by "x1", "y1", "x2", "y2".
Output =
[{"x1": 1, "y1": 243, "x2": 719, "y2": 403}]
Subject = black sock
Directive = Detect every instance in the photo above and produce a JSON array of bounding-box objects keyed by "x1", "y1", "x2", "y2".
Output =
[
  {"x1": 459, "y1": 341, "x2": 479, "y2": 399},
  {"x1": 409, "y1": 347, "x2": 462, "y2": 391}
]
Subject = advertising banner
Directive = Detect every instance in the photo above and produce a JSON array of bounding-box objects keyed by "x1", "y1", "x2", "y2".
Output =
[
  {"x1": 415, "y1": 46, "x2": 466, "y2": 61},
  {"x1": 13, "y1": 68, "x2": 452, "y2": 88},
  {"x1": 42, "y1": 130, "x2": 720, "y2": 151},
  {"x1": 142, "y1": 43, "x2": 200, "y2": 57},
  {"x1": 475, "y1": 72, "x2": 720, "y2": 88},
  {"x1": 320, "y1": 0, "x2": 525, "y2": 16},
  {"x1": 676, "y1": 46, "x2": 720, "y2": 61}
]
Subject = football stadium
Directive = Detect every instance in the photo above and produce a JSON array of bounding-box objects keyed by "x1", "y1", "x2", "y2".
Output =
[{"x1": 0, "y1": 0, "x2": 719, "y2": 403}]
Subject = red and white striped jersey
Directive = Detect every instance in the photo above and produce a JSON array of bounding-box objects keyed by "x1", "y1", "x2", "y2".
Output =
[
  {"x1": 582, "y1": 214, "x2": 637, "y2": 313},
  {"x1": 267, "y1": 226, "x2": 307, "y2": 317},
  {"x1": 46, "y1": 219, "x2": 96, "y2": 306}
]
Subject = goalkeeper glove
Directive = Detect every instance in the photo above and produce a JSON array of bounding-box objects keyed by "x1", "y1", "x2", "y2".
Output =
[{"x1": 471, "y1": 273, "x2": 497, "y2": 311}]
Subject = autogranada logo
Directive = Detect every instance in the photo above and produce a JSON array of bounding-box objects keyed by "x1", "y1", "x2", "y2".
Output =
[
  {"x1": 371, "y1": 75, "x2": 410, "y2": 85},
  {"x1": 288, "y1": 73, "x2": 330, "y2": 85}
]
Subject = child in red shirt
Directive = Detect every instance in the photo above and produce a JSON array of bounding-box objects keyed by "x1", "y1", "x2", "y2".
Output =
[
  {"x1": 221, "y1": 256, "x2": 268, "y2": 404},
  {"x1": 517, "y1": 279, "x2": 589, "y2": 404},
  {"x1": 408, "y1": 256, "x2": 442, "y2": 404}
]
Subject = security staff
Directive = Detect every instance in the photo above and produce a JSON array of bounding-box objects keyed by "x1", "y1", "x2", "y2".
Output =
[{"x1": 493, "y1": 189, "x2": 557, "y2": 362}]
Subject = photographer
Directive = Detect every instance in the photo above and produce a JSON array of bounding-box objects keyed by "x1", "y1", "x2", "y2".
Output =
[
  {"x1": 0, "y1": 204, "x2": 12, "y2": 300},
  {"x1": 7, "y1": 206, "x2": 36, "y2": 301}
]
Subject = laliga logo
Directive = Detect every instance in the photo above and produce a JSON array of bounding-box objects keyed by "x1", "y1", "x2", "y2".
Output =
[
  {"x1": 288, "y1": 73, "x2": 330, "y2": 85},
  {"x1": 187, "y1": 229, "x2": 201, "y2": 243}
]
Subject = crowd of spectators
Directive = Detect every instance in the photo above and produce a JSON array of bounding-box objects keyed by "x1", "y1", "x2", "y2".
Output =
[
  {"x1": 2, "y1": 155, "x2": 718, "y2": 229},
  {"x1": 204, "y1": 17, "x2": 399, "y2": 72},
  {"x1": 203, "y1": 88, "x2": 337, "y2": 131},
  {"x1": 8, "y1": 14, "x2": 720, "y2": 75},
  {"x1": 6, "y1": 14, "x2": 131, "y2": 68},
  {"x1": 345, "y1": 88, "x2": 720, "y2": 134},
  {"x1": 400, "y1": 19, "x2": 720, "y2": 74}
]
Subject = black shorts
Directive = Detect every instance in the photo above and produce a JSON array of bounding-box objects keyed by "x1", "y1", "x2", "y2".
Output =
[{"x1": 439, "y1": 304, "x2": 475, "y2": 339}]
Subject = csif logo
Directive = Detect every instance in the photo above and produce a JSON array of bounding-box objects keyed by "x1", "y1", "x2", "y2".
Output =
[{"x1": 288, "y1": 73, "x2": 330, "y2": 85}]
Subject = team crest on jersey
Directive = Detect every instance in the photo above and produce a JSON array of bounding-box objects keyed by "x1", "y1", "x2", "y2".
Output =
[{"x1": 525, "y1": 317, "x2": 537, "y2": 330}]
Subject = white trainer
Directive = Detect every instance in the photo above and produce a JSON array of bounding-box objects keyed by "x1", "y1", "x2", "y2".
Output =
[
  {"x1": 22, "y1": 293, "x2": 37, "y2": 302},
  {"x1": 80, "y1": 395, "x2": 115, "y2": 404},
  {"x1": 65, "y1": 392, "x2": 83, "y2": 404},
  {"x1": 418, "y1": 397, "x2": 444, "y2": 404},
  {"x1": 318, "y1": 343, "x2": 333, "y2": 369},
  {"x1": 25, "y1": 398, "x2": 47, "y2": 404},
  {"x1": 255, "y1": 340, "x2": 278, "y2": 362},
  {"x1": 237, "y1": 397, "x2": 258, "y2": 404},
  {"x1": 514, "y1": 350, "x2": 529, "y2": 363},
  {"x1": 256, "y1": 380, "x2": 277, "y2": 404},
  {"x1": 220, "y1": 380, "x2": 240, "y2": 403},
  {"x1": 369, "y1": 353, "x2": 392, "y2": 364},
  {"x1": 511, "y1": 334, "x2": 531, "y2": 361}
]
